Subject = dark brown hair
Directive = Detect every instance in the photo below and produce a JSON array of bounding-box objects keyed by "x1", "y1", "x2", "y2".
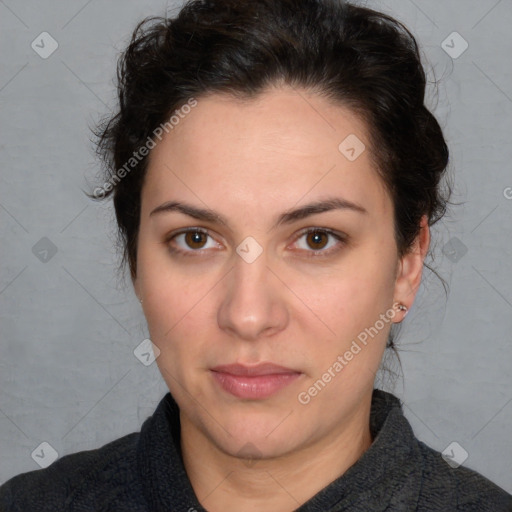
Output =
[{"x1": 93, "y1": 0, "x2": 451, "y2": 288}]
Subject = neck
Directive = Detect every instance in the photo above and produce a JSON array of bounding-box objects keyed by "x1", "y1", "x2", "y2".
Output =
[{"x1": 180, "y1": 401, "x2": 373, "y2": 512}]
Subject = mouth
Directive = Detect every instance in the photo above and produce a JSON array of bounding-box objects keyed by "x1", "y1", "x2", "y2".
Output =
[{"x1": 210, "y1": 363, "x2": 302, "y2": 400}]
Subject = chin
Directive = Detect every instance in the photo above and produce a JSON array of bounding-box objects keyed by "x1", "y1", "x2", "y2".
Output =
[
  {"x1": 210, "y1": 411, "x2": 305, "y2": 459},
  {"x1": 222, "y1": 433, "x2": 298, "y2": 462}
]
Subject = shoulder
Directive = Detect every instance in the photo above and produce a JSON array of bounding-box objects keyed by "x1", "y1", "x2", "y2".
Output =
[
  {"x1": 0, "y1": 432, "x2": 144, "y2": 511},
  {"x1": 416, "y1": 440, "x2": 512, "y2": 511}
]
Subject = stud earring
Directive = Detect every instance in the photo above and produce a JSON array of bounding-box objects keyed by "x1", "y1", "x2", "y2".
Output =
[{"x1": 397, "y1": 303, "x2": 408, "y2": 312}]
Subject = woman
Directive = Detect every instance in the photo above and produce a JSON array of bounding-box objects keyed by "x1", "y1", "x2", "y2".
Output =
[{"x1": 1, "y1": 0, "x2": 510, "y2": 510}]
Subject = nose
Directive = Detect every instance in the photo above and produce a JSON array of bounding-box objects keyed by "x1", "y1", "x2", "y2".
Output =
[{"x1": 217, "y1": 250, "x2": 289, "y2": 341}]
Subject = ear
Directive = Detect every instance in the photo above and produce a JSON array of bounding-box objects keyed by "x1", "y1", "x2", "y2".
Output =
[{"x1": 392, "y1": 215, "x2": 430, "y2": 319}]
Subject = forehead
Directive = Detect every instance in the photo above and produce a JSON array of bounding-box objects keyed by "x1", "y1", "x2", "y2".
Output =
[{"x1": 142, "y1": 87, "x2": 391, "y2": 221}]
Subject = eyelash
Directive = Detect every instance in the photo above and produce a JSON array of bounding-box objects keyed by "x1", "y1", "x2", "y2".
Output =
[{"x1": 165, "y1": 227, "x2": 347, "y2": 259}]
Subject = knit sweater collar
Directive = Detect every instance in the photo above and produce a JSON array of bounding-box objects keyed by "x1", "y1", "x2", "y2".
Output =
[{"x1": 136, "y1": 389, "x2": 422, "y2": 511}]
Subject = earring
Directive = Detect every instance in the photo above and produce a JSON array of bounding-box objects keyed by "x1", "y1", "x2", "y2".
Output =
[
  {"x1": 139, "y1": 298, "x2": 143, "y2": 304},
  {"x1": 397, "y1": 303, "x2": 408, "y2": 312}
]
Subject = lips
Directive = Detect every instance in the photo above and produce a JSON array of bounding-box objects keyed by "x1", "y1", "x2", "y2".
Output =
[
  {"x1": 211, "y1": 363, "x2": 298, "y2": 376},
  {"x1": 210, "y1": 363, "x2": 302, "y2": 399}
]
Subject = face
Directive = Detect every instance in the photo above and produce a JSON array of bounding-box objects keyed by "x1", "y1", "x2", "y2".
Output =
[{"x1": 134, "y1": 86, "x2": 425, "y2": 460}]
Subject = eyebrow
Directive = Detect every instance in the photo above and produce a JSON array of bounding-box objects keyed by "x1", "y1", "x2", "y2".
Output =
[{"x1": 149, "y1": 197, "x2": 367, "y2": 230}]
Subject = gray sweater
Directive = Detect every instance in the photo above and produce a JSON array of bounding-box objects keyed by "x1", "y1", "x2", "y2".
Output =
[{"x1": 1, "y1": 390, "x2": 510, "y2": 511}]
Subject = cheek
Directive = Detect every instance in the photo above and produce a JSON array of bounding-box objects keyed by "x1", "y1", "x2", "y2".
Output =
[
  {"x1": 287, "y1": 252, "x2": 397, "y2": 385},
  {"x1": 291, "y1": 249, "x2": 396, "y2": 330},
  {"x1": 142, "y1": 281, "x2": 212, "y2": 399},
  {"x1": 137, "y1": 248, "x2": 219, "y2": 365},
  {"x1": 143, "y1": 279, "x2": 211, "y2": 355},
  {"x1": 137, "y1": 239, "x2": 202, "y2": 327}
]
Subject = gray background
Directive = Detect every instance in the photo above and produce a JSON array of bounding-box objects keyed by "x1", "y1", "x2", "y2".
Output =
[{"x1": 1, "y1": 0, "x2": 511, "y2": 494}]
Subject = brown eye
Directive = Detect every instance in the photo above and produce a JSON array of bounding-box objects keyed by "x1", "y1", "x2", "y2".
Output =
[
  {"x1": 167, "y1": 228, "x2": 222, "y2": 256},
  {"x1": 184, "y1": 230, "x2": 208, "y2": 249},
  {"x1": 305, "y1": 230, "x2": 329, "y2": 250},
  {"x1": 292, "y1": 228, "x2": 346, "y2": 257}
]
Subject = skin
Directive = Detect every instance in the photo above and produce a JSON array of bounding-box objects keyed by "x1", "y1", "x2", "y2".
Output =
[{"x1": 133, "y1": 86, "x2": 430, "y2": 512}]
